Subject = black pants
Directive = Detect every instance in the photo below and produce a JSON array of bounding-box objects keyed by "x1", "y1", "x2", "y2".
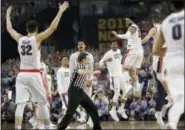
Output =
[
  {"x1": 58, "y1": 86, "x2": 101, "y2": 130},
  {"x1": 153, "y1": 71, "x2": 167, "y2": 111}
]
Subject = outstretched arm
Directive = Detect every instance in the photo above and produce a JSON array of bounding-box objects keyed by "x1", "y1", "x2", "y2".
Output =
[
  {"x1": 142, "y1": 27, "x2": 156, "y2": 44},
  {"x1": 112, "y1": 26, "x2": 136, "y2": 39},
  {"x1": 36, "y1": 1, "x2": 69, "y2": 44},
  {"x1": 6, "y1": 6, "x2": 22, "y2": 42}
]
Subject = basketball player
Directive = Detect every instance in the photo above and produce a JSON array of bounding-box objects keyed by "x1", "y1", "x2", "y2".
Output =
[
  {"x1": 69, "y1": 41, "x2": 94, "y2": 123},
  {"x1": 6, "y1": 2, "x2": 69, "y2": 129},
  {"x1": 142, "y1": 20, "x2": 171, "y2": 127},
  {"x1": 112, "y1": 18, "x2": 143, "y2": 118},
  {"x1": 112, "y1": 18, "x2": 143, "y2": 94},
  {"x1": 56, "y1": 57, "x2": 70, "y2": 124},
  {"x1": 153, "y1": 1, "x2": 184, "y2": 129},
  {"x1": 99, "y1": 42, "x2": 131, "y2": 121}
]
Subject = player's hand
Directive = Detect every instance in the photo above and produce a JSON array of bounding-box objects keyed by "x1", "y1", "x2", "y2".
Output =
[
  {"x1": 7, "y1": 6, "x2": 12, "y2": 16},
  {"x1": 59, "y1": 1, "x2": 69, "y2": 12},
  {"x1": 112, "y1": 31, "x2": 117, "y2": 36}
]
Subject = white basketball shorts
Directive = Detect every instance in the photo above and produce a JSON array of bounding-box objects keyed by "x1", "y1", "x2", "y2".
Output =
[
  {"x1": 123, "y1": 49, "x2": 143, "y2": 69},
  {"x1": 15, "y1": 70, "x2": 47, "y2": 104}
]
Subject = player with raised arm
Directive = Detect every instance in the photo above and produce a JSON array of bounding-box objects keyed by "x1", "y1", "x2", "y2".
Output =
[
  {"x1": 6, "y1": 1, "x2": 69, "y2": 129},
  {"x1": 112, "y1": 17, "x2": 143, "y2": 111},
  {"x1": 153, "y1": 1, "x2": 184, "y2": 129}
]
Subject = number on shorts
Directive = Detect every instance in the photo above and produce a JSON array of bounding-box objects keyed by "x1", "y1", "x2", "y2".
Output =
[
  {"x1": 172, "y1": 24, "x2": 182, "y2": 40},
  {"x1": 21, "y1": 45, "x2": 32, "y2": 56}
]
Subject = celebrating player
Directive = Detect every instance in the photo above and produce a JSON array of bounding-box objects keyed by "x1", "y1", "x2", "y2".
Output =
[{"x1": 6, "y1": 1, "x2": 69, "y2": 129}]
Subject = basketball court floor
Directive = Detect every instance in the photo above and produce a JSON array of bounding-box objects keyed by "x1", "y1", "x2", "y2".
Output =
[{"x1": 1, "y1": 121, "x2": 184, "y2": 129}]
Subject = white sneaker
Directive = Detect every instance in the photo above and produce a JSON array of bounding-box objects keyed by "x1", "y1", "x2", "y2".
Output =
[
  {"x1": 38, "y1": 123, "x2": 45, "y2": 129},
  {"x1": 87, "y1": 117, "x2": 93, "y2": 128},
  {"x1": 118, "y1": 108, "x2": 128, "y2": 119},
  {"x1": 29, "y1": 117, "x2": 35, "y2": 127},
  {"x1": 77, "y1": 112, "x2": 86, "y2": 123},
  {"x1": 77, "y1": 116, "x2": 86, "y2": 123},
  {"x1": 109, "y1": 108, "x2": 119, "y2": 121},
  {"x1": 66, "y1": 126, "x2": 71, "y2": 129},
  {"x1": 50, "y1": 123, "x2": 56, "y2": 128},
  {"x1": 155, "y1": 113, "x2": 164, "y2": 128}
]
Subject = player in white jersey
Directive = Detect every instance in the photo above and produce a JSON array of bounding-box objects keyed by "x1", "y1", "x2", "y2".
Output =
[
  {"x1": 153, "y1": 1, "x2": 184, "y2": 129},
  {"x1": 56, "y1": 57, "x2": 70, "y2": 124},
  {"x1": 6, "y1": 2, "x2": 69, "y2": 129},
  {"x1": 69, "y1": 41, "x2": 94, "y2": 123},
  {"x1": 142, "y1": 21, "x2": 171, "y2": 127},
  {"x1": 112, "y1": 18, "x2": 143, "y2": 94},
  {"x1": 99, "y1": 42, "x2": 131, "y2": 121}
]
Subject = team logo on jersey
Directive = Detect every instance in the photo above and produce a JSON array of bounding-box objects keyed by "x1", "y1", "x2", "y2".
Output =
[{"x1": 114, "y1": 53, "x2": 121, "y2": 59}]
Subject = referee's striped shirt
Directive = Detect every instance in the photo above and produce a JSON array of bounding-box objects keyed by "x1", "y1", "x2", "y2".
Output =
[{"x1": 70, "y1": 63, "x2": 86, "y2": 89}]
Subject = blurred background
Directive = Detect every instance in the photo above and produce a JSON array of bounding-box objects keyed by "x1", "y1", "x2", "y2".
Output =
[{"x1": 1, "y1": 0, "x2": 184, "y2": 124}]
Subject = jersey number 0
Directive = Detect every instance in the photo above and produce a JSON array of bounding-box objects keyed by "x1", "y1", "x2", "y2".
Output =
[{"x1": 172, "y1": 24, "x2": 182, "y2": 40}]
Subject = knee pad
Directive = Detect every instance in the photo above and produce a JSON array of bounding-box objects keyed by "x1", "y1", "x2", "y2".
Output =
[
  {"x1": 37, "y1": 103, "x2": 50, "y2": 120},
  {"x1": 15, "y1": 103, "x2": 26, "y2": 117}
]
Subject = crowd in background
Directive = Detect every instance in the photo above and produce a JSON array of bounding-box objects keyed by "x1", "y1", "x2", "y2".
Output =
[{"x1": 1, "y1": 37, "x2": 166, "y2": 123}]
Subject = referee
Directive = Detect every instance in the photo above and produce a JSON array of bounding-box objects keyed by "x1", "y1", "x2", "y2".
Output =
[{"x1": 57, "y1": 52, "x2": 102, "y2": 130}]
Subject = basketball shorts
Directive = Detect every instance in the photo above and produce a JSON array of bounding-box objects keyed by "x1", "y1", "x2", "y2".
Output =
[
  {"x1": 123, "y1": 49, "x2": 143, "y2": 69},
  {"x1": 15, "y1": 70, "x2": 47, "y2": 104}
]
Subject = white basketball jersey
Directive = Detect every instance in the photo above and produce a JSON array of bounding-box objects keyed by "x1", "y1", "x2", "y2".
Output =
[
  {"x1": 162, "y1": 10, "x2": 184, "y2": 57},
  {"x1": 18, "y1": 36, "x2": 41, "y2": 70},
  {"x1": 127, "y1": 24, "x2": 142, "y2": 50}
]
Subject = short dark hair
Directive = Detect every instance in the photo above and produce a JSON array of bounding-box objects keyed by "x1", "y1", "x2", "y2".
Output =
[
  {"x1": 26, "y1": 20, "x2": 39, "y2": 33},
  {"x1": 77, "y1": 52, "x2": 88, "y2": 62},
  {"x1": 172, "y1": 0, "x2": 184, "y2": 10}
]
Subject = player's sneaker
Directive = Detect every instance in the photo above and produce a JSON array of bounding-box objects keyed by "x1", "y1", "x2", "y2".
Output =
[
  {"x1": 50, "y1": 123, "x2": 57, "y2": 128},
  {"x1": 155, "y1": 112, "x2": 164, "y2": 128},
  {"x1": 77, "y1": 112, "x2": 86, "y2": 123},
  {"x1": 29, "y1": 116, "x2": 35, "y2": 127},
  {"x1": 117, "y1": 108, "x2": 128, "y2": 119},
  {"x1": 66, "y1": 126, "x2": 71, "y2": 129},
  {"x1": 109, "y1": 108, "x2": 119, "y2": 121},
  {"x1": 87, "y1": 117, "x2": 93, "y2": 128},
  {"x1": 165, "y1": 123, "x2": 176, "y2": 130}
]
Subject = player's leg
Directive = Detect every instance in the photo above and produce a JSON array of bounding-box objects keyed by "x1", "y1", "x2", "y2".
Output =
[
  {"x1": 118, "y1": 73, "x2": 132, "y2": 119},
  {"x1": 153, "y1": 72, "x2": 165, "y2": 127},
  {"x1": 15, "y1": 74, "x2": 30, "y2": 129},
  {"x1": 29, "y1": 73, "x2": 51, "y2": 129},
  {"x1": 109, "y1": 76, "x2": 120, "y2": 121},
  {"x1": 58, "y1": 94, "x2": 68, "y2": 124},
  {"x1": 166, "y1": 75, "x2": 184, "y2": 129},
  {"x1": 80, "y1": 91, "x2": 102, "y2": 129}
]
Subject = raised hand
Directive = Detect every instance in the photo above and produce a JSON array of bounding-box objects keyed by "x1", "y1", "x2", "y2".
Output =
[
  {"x1": 112, "y1": 31, "x2": 118, "y2": 36},
  {"x1": 7, "y1": 6, "x2": 12, "y2": 16},
  {"x1": 59, "y1": 1, "x2": 69, "y2": 12}
]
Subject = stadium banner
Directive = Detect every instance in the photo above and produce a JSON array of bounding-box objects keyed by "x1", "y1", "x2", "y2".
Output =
[
  {"x1": 82, "y1": 16, "x2": 126, "y2": 46},
  {"x1": 97, "y1": 16, "x2": 125, "y2": 44}
]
